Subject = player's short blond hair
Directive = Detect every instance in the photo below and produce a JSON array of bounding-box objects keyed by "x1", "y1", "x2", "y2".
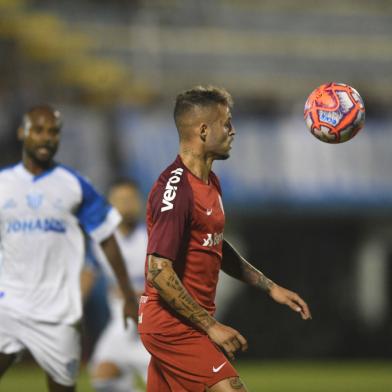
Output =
[{"x1": 174, "y1": 85, "x2": 233, "y2": 130}]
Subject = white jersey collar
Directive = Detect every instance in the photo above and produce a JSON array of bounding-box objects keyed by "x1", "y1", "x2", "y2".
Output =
[{"x1": 15, "y1": 162, "x2": 58, "y2": 182}]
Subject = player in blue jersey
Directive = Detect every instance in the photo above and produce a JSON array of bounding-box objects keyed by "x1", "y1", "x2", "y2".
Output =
[{"x1": 0, "y1": 106, "x2": 138, "y2": 392}]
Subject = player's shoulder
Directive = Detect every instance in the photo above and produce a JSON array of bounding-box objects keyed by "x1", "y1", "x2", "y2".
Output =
[
  {"x1": 152, "y1": 156, "x2": 189, "y2": 192},
  {"x1": 148, "y1": 155, "x2": 192, "y2": 213},
  {"x1": 56, "y1": 164, "x2": 95, "y2": 190},
  {"x1": 56, "y1": 163, "x2": 86, "y2": 182},
  {"x1": 0, "y1": 162, "x2": 20, "y2": 178},
  {"x1": 46, "y1": 164, "x2": 99, "y2": 203},
  {"x1": 155, "y1": 156, "x2": 186, "y2": 184}
]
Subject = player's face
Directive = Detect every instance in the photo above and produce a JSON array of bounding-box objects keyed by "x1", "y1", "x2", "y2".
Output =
[
  {"x1": 205, "y1": 104, "x2": 235, "y2": 160},
  {"x1": 20, "y1": 111, "x2": 61, "y2": 165},
  {"x1": 109, "y1": 184, "x2": 142, "y2": 228}
]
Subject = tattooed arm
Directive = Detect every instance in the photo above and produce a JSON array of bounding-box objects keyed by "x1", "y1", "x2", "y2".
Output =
[
  {"x1": 147, "y1": 254, "x2": 215, "y2": 331},
  {"x1": 147, "y1": 254, "x2": 248, "y2": 359},
  {"x1": 221, "y1": 239, "x2": 274, "y2": 292},
  {"x1": 221, "y1": 239, "x2": 312, "y2": 320}
]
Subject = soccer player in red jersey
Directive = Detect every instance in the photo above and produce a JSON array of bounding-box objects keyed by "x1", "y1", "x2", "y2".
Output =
[{"x1": 138, "y1": 86, "x2": 312, "y2": 392}]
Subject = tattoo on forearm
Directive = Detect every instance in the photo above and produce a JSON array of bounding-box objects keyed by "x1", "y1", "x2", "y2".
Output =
[
  {"x1": 148, "y1": 257, "x2": 216, "y2": 331},
  {"x1": 166, "y1": 274, "x2": 182, "y2": 290},
  {"x1": 148, "y1": 259, "x2": 168, "y2": 281},
  {"x1": 243, "y1": 263, "x2": 274, "y2": 292},
  {"x1": 222, "y1": 240, "x2": 274, "y2": 292},
  {"x1": 189, "y1": 308, "x2": 215, "y2": 328}
]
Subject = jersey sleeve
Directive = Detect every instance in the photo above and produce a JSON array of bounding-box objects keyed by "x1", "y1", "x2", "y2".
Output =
[
  {"x1": 76, "y1": 175, "x2": 121, "y2": 243},
  {"x1": 147, "y1": 170, "x2": 192, "y2": 262}
]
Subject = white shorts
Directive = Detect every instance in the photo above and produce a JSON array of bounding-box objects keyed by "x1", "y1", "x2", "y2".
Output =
[
  {"x1": 0, "y1": 306, "x2": 80, "y2": 386},
  {"x1": 90, "y1": 300, "x2": 150, "y2": 381}
]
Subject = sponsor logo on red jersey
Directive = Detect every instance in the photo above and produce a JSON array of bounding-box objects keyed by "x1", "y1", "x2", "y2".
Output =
[
  {"x1": 161, "y1": 168, "x2": 184, "y2": 212},
  {"x1": 202, "y1": 232, "x2": 224, "y2": 247}
]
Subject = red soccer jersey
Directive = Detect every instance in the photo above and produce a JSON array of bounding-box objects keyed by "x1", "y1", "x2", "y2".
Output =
[{"x1": 138, "y1": 155, "x2": 225, "y2": 334}]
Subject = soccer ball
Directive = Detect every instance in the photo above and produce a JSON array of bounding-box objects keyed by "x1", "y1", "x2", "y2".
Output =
[{"x1": 304, "y1": 82, "x2": 365, "y2": 144}]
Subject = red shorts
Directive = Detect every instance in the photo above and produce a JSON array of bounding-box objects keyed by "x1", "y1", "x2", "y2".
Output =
[{"x1": 140, "y1": 329, "x2": 238, "y2": 392}]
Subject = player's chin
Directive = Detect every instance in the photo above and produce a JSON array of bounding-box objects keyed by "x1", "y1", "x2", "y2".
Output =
[
  {"x1": 214, "y1": 152, "x2": 230, "y2": 161},
  {"x1": 214, "y1": 146, "x2": 232, "y2": 161},
  {"x1": 34, "y1": 152, "x2": 56, "y2": 164}
]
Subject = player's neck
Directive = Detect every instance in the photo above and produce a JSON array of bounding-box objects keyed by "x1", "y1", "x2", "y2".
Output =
[
  {"x1": 22, "y1": 154, "x2": 54, "y2": 176},
  {"x1": 179, "y1": 148, "x2": 212, "y2": 184}
]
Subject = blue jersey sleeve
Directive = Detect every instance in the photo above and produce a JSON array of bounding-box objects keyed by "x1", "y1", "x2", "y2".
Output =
[{"x1": 76, "y1": 176, "x2": 112, "y2": 235}]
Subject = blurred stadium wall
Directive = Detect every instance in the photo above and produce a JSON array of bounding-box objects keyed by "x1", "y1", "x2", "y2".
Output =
[{"x1": 1, "y1": 0, "x2": 392, "y2": 359}]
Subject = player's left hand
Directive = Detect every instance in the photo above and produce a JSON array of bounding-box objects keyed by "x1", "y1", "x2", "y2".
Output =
[
  {"x1": 122, "y1": 298, "x2": 139, "y2": 327},
  {"x1": 268, "y1": 284, "x2": 312, "y2": 320}
]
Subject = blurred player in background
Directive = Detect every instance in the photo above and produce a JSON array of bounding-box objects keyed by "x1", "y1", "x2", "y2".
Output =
[
  {"x1": 138, "y1": 86, "x2": 312, "y2": 392},
  {"x1": 82, "y1": 179, "x2": 150, "y2": 392},
  {"x1": 0, "y1": 106, "x2": 138, "y2": 392}
]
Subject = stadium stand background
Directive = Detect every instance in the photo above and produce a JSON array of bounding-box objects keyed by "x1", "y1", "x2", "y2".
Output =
[{"x1": 1, "y1": 0, "x2": 392, "y2": 359}]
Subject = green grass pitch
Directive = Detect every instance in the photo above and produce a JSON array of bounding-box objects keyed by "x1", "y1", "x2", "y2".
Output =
[{"x1": 1, "y1": 360, "x2": 391, "y2": 391}]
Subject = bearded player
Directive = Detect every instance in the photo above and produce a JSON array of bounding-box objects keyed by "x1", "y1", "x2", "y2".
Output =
[{"x1": 0, "y1": 106, "x2": 138, "y2": 391}]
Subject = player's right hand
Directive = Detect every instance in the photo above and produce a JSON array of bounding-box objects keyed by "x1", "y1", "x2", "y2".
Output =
[{"x1": 206, "y1": 321, "x2": 248, "y2": 360}]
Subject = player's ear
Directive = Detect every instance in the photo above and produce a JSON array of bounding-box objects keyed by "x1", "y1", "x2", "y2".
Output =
[{"x1": 200, "y1": 123, "x2": 208, "y2": 142}]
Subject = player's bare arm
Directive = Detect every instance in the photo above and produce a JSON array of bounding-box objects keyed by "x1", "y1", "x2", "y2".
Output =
[
  {"x1": 147, "y1": 254, "x2": 215, "y2": 330},
  {"x1": 100, "y1": 234, "x2": 139, "y2": 325},
  {"x1": 147, "y1": 254, "x2": 248, "y2": 359},
  {"x1": 221, "y1": 240, "x2": 274, "y2": 292},
  {"x1": 221, "y1": 239, "x2": 312, "y2": 320},
  {"x1": 80, "y1": 266, "x2": 97, "y2": 302}
]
